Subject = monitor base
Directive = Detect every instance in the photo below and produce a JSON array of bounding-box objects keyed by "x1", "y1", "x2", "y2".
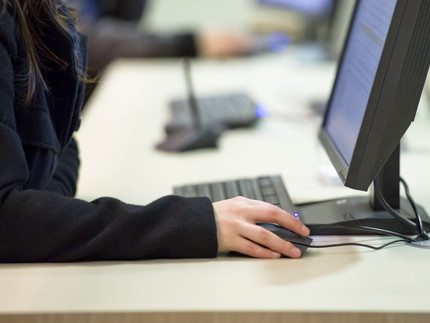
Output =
[{"x1": 298, "y1": 195, "x2": 430, "y2": 235}]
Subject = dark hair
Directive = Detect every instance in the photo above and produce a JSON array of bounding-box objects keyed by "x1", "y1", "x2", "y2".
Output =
[{"x1": 1, "y1": 0, "x2": 86, "y2": 106}]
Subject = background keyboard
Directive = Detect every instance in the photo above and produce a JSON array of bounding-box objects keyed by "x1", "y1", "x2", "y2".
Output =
[{"x1": 165, "y1": 93, "x2": 260, "y2": 132}]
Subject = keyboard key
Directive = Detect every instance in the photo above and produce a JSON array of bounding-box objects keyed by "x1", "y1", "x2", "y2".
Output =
[
  {"x1": 258, "y1": 177, "x2": 273, "y2": 187},
  {"x1": 263, "y1": 195, "x2": 280, "y2": 205},
  {"x1": 211, "y1": 182, "x2": 226, "y2": 202},
  {"x1": 238, "y1": 179, "x2": 256, "y2": 200},
  {"x1": 261, "y1": 185, "x2": 276, "y2": 196},
  {"x1": 224, "y1": 181, "x2": 240, "y2": 198},
  {"x1": 197, "y1": 184, "x2": 211, "y2": 198},
  {"x1": 182, "y1": 185, "x2": 198, "y2": 197}
]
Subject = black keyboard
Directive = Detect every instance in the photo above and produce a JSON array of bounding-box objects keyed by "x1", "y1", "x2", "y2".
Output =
[
  {"x1": 173, "y1": 175, "x2": 299, "y2": 217},
  {"x1": 166, "y1": 93, "x2": 259, "y2": 132}
]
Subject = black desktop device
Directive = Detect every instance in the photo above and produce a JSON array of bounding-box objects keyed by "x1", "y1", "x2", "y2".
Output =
[
  {"x1": 165, "y1": 93, "x2": 260, "y2": 134},
  {"x1": 174, "y1": 0, "x2": 430, "y2": 238},
  {"x1": 156, "y1": 59, "x2": 261, "y2": 152}
]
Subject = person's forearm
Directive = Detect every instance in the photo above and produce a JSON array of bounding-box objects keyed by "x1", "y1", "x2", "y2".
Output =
[
  {"x1": 84, "y1": 18, "x2": 197, "y2": 74},
  {"x1": 96, "y1": 0, "x2": 148, "y2": 21}
]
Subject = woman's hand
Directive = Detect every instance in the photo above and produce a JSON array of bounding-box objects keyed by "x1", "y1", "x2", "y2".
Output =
[{"x1": 213, "y1": 196, "x2": 310, "y2": 259}]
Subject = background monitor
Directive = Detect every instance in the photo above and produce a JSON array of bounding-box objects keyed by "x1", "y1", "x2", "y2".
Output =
[
  {"x1": 258, "y1": 0, "x2": 333, "y2": 16},
  {"x1": 300, "y1": 0, "x2": 430, "y2": 235},
  {"x1": 324, "y1": 0, "x2": 355, "y2": 59},
  {"x1": 253, "y1": 0, "x2": 335, "y2": 43}
]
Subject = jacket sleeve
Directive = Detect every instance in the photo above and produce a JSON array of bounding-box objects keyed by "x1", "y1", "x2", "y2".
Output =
[
  {"x1": 0, "y1": 28, "x2": 217, "y2": 264},
  {"x1": 44, "y1": 137, "x2": 80, "y2": 197},
  {"x1": 0, "y1": 124, "x2": 218, "y2": 263},
  {"x1": 84, "y1": 18, "x2": 197, "y2": 75},
  {"x1": 96, "y1": 0, "x2": 148, "y2": 21}
]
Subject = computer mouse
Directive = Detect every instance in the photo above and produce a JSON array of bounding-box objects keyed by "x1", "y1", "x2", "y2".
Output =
[
  {"x1": 229, "y1": 222, "x2": 312, "y2": 258},
  {"x1": 257, "y1": 222, "x2": 313, "y2": 257}
]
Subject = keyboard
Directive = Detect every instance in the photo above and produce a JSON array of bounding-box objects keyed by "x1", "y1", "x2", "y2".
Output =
[
  {"x1": 165, "y1": 93, "x2": 260, "y2": 132},
  {"x1": 173, "y1": 175, "x2": 299, "y2": 217}
]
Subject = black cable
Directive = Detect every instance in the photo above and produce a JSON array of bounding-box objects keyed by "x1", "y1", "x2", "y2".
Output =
[
  {"x1": 400, "y1": 177, "x2": 424, "y2": 236},
  {"x1": 374, "y1": 176, "x2": 418, "y2": 231},
  {"x1": 357, "y1": 225, "x2": 414, "y2": 241},
  {"x1": 315, "y1": 224, "x2": 414, "y2": 241},
  {"x1": 290, "y1": 225, "x2": 412, "y2": 251},
  {"x1": 356, "y1": 225, "x2": 414, "y2": 241},
  {"x1": 294, "y1": 238, "x2": 408, "y2": 250},
  {"x1": 375, "y1": 175, "x2": 429, "y2": 241},
  {"x1": 298, "y1": 176, "x2": 430, "y2": 251},
  {"x1": 289, "y1": 177, "x2": 428, "y2": 251}
]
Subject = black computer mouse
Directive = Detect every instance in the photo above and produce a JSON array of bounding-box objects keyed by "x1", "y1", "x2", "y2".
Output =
[
  {"x1": 229, "y1": 222, "x2": 312, "y2": 258},
  {"x1": 257, "y1": 222, "x2": 313, "y2": 256}
]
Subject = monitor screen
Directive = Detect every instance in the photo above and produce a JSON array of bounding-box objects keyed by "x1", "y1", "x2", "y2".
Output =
[
  {"x1": 319, "y1": 0, "x2": 430, "y2": 191},
  {"x1": 258, "y1": 0, "x2": 333, "y2": 16},
  {"x1": 324, "y1": 0, "x2": 397, "y2": 166}
]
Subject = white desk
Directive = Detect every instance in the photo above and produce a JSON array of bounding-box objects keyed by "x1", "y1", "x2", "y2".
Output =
[{"x1": 1, "y1": 50, "x2": 430, "y2": 323}]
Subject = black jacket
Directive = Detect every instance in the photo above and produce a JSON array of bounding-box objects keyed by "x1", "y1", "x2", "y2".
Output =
[
  {"x1": 67, "y1": 0, "x2": 197, "y2": 74},
  {"x1": 66, "y1": 0, "x2": 197, "y2": 103},
  {"x1": 0, "y1": 4, "x2": 217, "y2": 262}
]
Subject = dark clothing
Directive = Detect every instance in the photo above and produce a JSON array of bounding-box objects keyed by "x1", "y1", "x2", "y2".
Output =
[
  {"x1": 66, "y1": 0, "x2": 197, "y2": 103},
  {"x1": 0, "y1": 4, "x2": 217, "y2": 262},
  {"x1": 68, "y1": 0, "x2": 197, "y2": 74}
]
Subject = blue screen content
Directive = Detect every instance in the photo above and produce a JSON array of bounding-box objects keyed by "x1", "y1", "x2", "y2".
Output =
[
  {"x1": 258, "y1": 0, "x2": 332, "y2": 16},
  {"x1": 324, "y1": 0, "x2": 397, "y2": 165}
]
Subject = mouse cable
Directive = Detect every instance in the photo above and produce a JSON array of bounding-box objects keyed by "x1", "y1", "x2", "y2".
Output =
[
  {"x1": 307, "y1": 176, "x2": 428, "y2": 247},
  {"x1": 292, "y1": 224, "x2": 413, "y2": 251},
  {"x1": 311, "y1": 224, "x2": 414, "y2": 241},
  {"x1": 293, "y1": 238, "x2": 409, "y2": 251}
]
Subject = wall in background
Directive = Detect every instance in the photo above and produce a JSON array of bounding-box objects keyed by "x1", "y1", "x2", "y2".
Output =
[{"x1": 142, "y1": 0, "x2": 255, "y2": 32}]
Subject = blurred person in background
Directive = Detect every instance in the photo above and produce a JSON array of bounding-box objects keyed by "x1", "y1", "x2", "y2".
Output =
[{"x1": 66, "y1": 0, "x2": 255, "y2": 103}]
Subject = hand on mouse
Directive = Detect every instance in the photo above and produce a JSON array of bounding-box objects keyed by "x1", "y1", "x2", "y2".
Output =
[
  {"x1": 197, "y1": 29, "x2": 254, "y2": 58},
  {"x1": 213, "y1": 196, "x2": 310, "y2": 258}
]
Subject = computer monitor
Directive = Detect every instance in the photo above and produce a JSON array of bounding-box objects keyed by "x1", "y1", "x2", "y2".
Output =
[
  {"x1": 300, "y1": 0, "x2": 430, "y2": 235},
  {"x1": 258, "y1": 0, "x2": 333, "y2": 16},
  {"x1": 254, "y1": 0, "x2": 335, "y2": 42}
]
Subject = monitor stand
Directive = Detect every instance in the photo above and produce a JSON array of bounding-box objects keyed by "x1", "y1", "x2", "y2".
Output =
[{"x1": 298, "y1": 146, "x2": 430, "y2": 235}]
